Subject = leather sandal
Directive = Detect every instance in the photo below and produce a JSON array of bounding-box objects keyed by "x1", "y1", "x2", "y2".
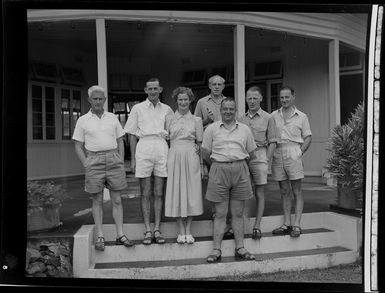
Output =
[
  {"x1": 143, "y1": 231, "x2": 153, "y2": 245},
  {"x1": 95, "y1": 236, "x2": 105, "y2": 251},
  {"x1": 252, "y1": 228, "x2": 262, "y2": 240},
  {"x1": 207, "y1": 248, "x2": 222, "y2": 263},
  {"x1": 272, "y1": 224, "x2": 292, "y2": 235},
  {"x1": 116, "y1": 235, "x2": 134, "y2": 247},
  {"x1": 290, "y1": 226, "x2": 302, "y2": 238},
  {"x1": 235, "y1": 247, "x2": 255, "y2": 261},
  {"x1": 153, "y1": 230, "x2": 166, "y2": 244}
]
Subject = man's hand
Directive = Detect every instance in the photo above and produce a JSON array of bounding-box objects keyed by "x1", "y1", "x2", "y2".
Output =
[{"x1": 206, "y1": 107, "x2": 215, "y2": 122}]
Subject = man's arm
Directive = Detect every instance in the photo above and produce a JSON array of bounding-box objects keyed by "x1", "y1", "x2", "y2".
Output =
[
  {"x1": 266, "y1": 142, "x2": 277, "y2": 161},
  {"x1": 117, "y1": 136, "x2": 125, "y2": 159},
  {"x1": 300, "y1": 135, "x2": 312, "y2": 155},
  {"x1": 201, "y1": 147, "x2": 212, "y2": 166},
  {"x1": 129, "y1": 134, "x2": 138, "y2": 172},
  {"x1": 74, "y1": 140, "x2": 87, "y2": 167}
]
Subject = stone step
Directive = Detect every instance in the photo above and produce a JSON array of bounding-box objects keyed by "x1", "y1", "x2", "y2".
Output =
[
  {"x1": 85, "y1": 246, "x2": 357, "y2": 279},
  {"x1": 92, "y1": 228, "x2": 339, "y2": 264}
]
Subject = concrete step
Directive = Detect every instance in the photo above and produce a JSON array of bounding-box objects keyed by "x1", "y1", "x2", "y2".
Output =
[
  {"x1": 92, "y1": 228, "x2": 339, "y2": 264},
  {"x1": 85, "y1": 246, "x2": 358, "y2": 279}
]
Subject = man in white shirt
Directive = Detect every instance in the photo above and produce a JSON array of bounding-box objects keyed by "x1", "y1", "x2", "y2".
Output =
[
  {"x1": 124, "y1": 78, "x2": 173, "y2": 245},
  {"x1": 73, "y1": 85, "x2": 133, "y2": 251}
]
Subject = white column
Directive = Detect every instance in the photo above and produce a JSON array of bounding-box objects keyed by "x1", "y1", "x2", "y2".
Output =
[
  {"x1": 96, "y1": 18, "x2": 110, "y2": 201},
  {"x1": 328, "y1": 39, "x2": 340, "y2": 129},
  {"x1": 234, "y1": 24, "x2": 246, "y2": 116},
  {"x1": 96, "y1": 18, "x2": 108, "y2": 112}
]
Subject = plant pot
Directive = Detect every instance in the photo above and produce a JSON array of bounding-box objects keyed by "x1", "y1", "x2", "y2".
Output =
[
  {"x1": 337, "y1": 184, "x2": 361, "y2": 210},
  {"x1": 27, "y1": 204, "x2": 61, "y2": 232}
]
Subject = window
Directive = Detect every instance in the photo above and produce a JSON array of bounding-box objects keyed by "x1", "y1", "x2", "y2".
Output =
[
  {"x1": 251, "y1": 61, "x2": 282, "y2": 80},
  {"x1": 31, "y1": 84, "x2": 56, "y2": 140},
  {"x1": 61, "y1": 88, "x2": 82, "y2": 140}
]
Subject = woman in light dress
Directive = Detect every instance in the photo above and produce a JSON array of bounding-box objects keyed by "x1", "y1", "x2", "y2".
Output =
[{"x1": 165, "y1": 87, "x2": 204, "y2": 244}]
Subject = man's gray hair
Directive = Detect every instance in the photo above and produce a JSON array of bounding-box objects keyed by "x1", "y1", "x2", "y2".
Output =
[
  {"x1": 88, "y1": 85, "x2": 106, "y2": 98},
  {"x1": 208, "y1": 75, "x2": 225, "y2": 85}
]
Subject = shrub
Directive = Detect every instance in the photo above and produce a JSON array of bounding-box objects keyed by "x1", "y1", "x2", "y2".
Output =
[
  {"x1": 326, "y1": 103, "x2": 365, "y2": 191},
  {"x1": 27, "y1": 181, "x2": 67, "y2": 215}
]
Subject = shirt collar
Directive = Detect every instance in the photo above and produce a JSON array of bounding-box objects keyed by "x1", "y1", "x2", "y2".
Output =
[
  {"x1": 145, "y1": 98, "x2": 161, "y2": 108},
  {"x1": 278, "y1": 106, "x2": 299, "y2": 118},
  {"x1": 175, "y1": 110, "x2": 192, "y2": 119},
  {"x1": 220, "y1": 119, "x2": 239, "y2": 127},
  {"x1": 246, "y1": 107, "x2": 262, "y2": 118},
  {"x1": 208, "y1": 94, "x2": 225, "y2": 102},
  {"x1": 87, "y1": 109, "x2": 106, "y2": 119}
]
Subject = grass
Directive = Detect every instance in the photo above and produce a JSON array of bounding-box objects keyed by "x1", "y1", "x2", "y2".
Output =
[{"x1": 206, "y1": 262, "x2": 362, "y2": 283}]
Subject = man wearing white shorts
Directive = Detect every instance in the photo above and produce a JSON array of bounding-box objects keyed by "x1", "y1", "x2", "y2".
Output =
[
  {"x1": 270, "y1": 86, "x2": 312, "y2": 238},
  {"x1": 124, "y1": 78, "x2": 173, "y2": 245},
  {"x1": 238, "y1": 86, "x2": 277, "y2": 240}
]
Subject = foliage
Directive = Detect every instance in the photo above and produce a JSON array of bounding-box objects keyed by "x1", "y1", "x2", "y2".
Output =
[
  {"x1": 27, "y1": 181, "x2": 67, "y2": 214},
  {"x1": 326, "y1": 103, "x2": 365, "y2": 190}
]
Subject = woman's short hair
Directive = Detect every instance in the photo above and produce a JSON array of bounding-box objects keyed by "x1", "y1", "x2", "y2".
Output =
[{"x1": 172, "y1": 86, "x2": 195, "y2": 102}]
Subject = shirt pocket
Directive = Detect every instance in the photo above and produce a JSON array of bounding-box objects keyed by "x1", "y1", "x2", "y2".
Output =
[
  {"x1": 251, "y1": 125, "x2": 266, "y2": 142},
  {"x1": 286, "y1": 124, "x2": 301, "y2": 138}
]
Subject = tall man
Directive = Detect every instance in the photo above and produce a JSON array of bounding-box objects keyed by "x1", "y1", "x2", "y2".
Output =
[
  {"x1": 124, "y1": 78, "x2": 173, "y2": 245},
  {"x1": 194, "y1": 75, "x2": 233, "y2": 237},
  {"x1": 73, "y1": 85, "x2": 133, "y2": 251},
  {"x1": 202, "y1": 98, "x2": 256, "y2": 262},
  {"x1": 238, "y1": 86, "x2": 277, "y2": 240},
  {"x1": 270, "y1": 86, "x2": 312, "y2": 238},
  {"x1": 194, "y1": 75, "x2": 227, "y2": 129}
]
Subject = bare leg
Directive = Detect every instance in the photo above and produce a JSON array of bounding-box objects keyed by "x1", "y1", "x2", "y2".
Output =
[
  {"x1": 212, "y1": 201, "x2": 228, "y2": 250},
  {"x1": 140, "y1": 177, "x2": 152, "y2": 232},
  {"x1": 230, "y1": 199, "x2": 246, "y2": 250},
  {"x1": 291, "y1": 179, "x2": 303, "y2": 227},
  {"x1": 177, "y1": 217, "x2": 185, "y2": 235},
  {"x1": 185, "y1": 216, "x2": 193, "y2": 235},
  {"x1": 253, "y1": 185, "x2": 265, "y2": 230},
  {"x1": 153, "y1": 176, "x2": 165, "y2": 232},
  {"x1": 92, "y1": 192, "x2": 104, "y2": 238},
  {"x1": 278, "y1": 180, "x2": 292, "y2": 226},
  {"x1": 110, "y1": 190, "x2": 124, "y2": 237}
]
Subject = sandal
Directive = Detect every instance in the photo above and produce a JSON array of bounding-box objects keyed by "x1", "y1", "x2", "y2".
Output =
[
  {"x1": 116, "y1": 235, "x2": 134, "y2": 247},
  {"x1": 290, "y1": 226, "x2": 302, "y2": 238},
  {"x1": 223, "y1": 228, "x2": 234, "y2": 239},
  {"x1": 176, "y1": 234, "x2": 186, "y2": 244},
  {"x1": 207, "y1": 248, "x2": 222, "y2": 263},
  {"x1": 252, "y1": 228, "x2": 262, "y2": 240},
  {"x1": 185, "y1": 234, "x2": 195, "y2": 244},
  {"x1": 235, "y1": 247, "x2": 255, "y2": 261},
  {"x1": 143, "y1": 231, "x2": 153, "y2": 245},
  {"x1": 95, "y1": 236, "x2": 105, "y2": 251},
  {"x1": 272, "y1": 224, "x2": 292, "y2": 235},
  {"x1": 153, "y1": 230, "x2": 166, "y2": 244}
]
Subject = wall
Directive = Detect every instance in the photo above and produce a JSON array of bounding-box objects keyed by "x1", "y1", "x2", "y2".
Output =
[{"x1": 283, "y1": 37, "x2": 330, "y2": 175}]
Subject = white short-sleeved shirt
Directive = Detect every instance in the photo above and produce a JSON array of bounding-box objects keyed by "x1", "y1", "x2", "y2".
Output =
[
  {"x1": 124, "y1": 99, "x2": 173, "y2": 138},
  {"x1": 270, "y1": 107, "x2": 312, "y2": 144},
  {"x1": 202, "y1": 120, "x2": 257, "y2": 162},
  {"x1": 72, "y1": 110, "x2": 125, "y2": 152}
]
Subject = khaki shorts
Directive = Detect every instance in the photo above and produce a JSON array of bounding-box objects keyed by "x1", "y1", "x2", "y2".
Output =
[
  {"x1": 248, "y1": 148, "x2": 268, "y2": 185},
  {"x1": 271, "y1": 143, "x2": 304, "y2": 181},
  {"x1": 85, "y1": 149, "x2": 127, "y2": 194},
  {"x1": 206, "y1": 160, "x2": 253, "y2": 203},
  {"x1": 135, "y1": 137, "x2": 168, "y2": 178}
]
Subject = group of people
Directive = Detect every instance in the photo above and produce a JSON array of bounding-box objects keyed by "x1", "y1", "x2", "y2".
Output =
[{"x1": 72, "y1": 74, "x2": 312, "y2": 263}]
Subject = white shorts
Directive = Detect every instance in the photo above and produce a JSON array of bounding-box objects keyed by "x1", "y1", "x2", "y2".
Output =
[{"x1": 135, "y1": 137, "x2": 168, "y2": 178}]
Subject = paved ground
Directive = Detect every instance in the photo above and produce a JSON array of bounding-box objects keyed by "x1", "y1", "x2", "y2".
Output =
[{"x1": 28, "y1": 173, "x2": 337, "y2": 238}]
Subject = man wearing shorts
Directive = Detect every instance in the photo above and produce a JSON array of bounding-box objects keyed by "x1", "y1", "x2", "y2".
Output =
[
  {"x1": 73, "y1": 85, "x2": 133, "y2": 251},
  {"x1": 270, "y1": 86, "x2": 312, "y2": 238},
  {"x1": 238, "y1": 86, "x2": 277, "y2": 240},
  {"x1": 124, "y1": 78, "x2": 173, "y2": 245},
  {"x1": 202, "y1": 98, "x2": 257, "y2": 263}
]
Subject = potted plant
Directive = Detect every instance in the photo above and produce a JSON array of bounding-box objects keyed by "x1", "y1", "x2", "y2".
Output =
[
  {"x1": 326, "y1": 103, "x2": 364, "y2": 211},
  {"x1": 27, "y1": 181, "x2": 67, "y2": 232}
]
